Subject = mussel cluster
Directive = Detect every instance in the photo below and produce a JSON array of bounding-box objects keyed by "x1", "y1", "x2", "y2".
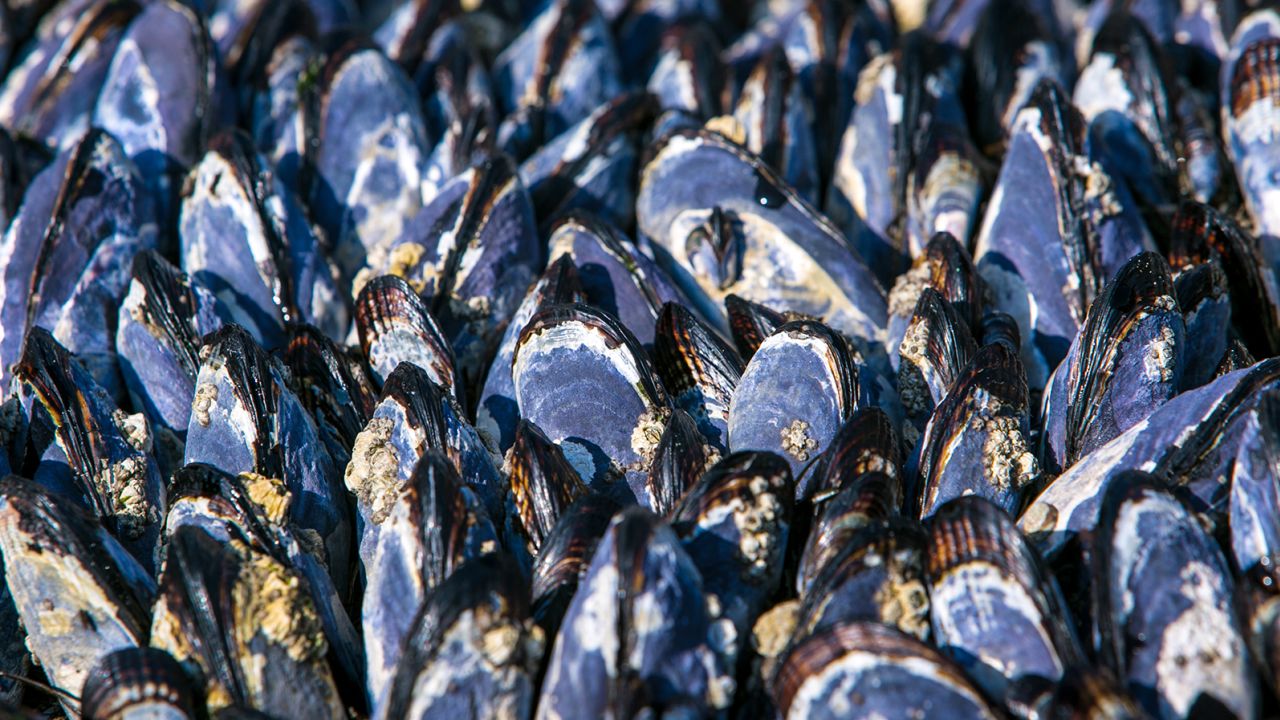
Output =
[{"x1": 2, "y1": 0, "x2": 1280, "y2": 718}]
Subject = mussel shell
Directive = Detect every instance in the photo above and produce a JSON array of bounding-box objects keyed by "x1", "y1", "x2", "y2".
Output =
[
  {"x1": 179, "y1": 129, "x2": 345, "y2": 348},
  {"x1": 1074, "y1": 10, "x2": 1179, "y2": 210},
  {"x1": 93, "y1": 0, "x2": 215, "y2": 224},
  {"x1": 915, "y1": 343, "x2": 1039, "y2": 519},
  {"x1": 645, "y1": 21, "x2": 722, "y2": 118},
  {"x1": 518, "y1": 91, "x2": 656, "y2": 231},
  {"x1": 806, "y1": 407, "x2": 901, "y2": 505},
  {"x1": 476, "y1": 254, "x2": 583, "y2": 454},
  {"x1": 362, "y1": 452, "x2": 499, "y2": 716},
  {"x1": 885, "y1": 231, "x2": 984, "y2": 371},
  {"x1": 117, "y1": 250, "x2": 224, "y2": 439},
  {"x1": 1092, "y1": 474, "x2": 1257, "y2": 719},
  {"x1": 355, "y1": 274, "x2": 457, "y2": 394},
  {"x1": 798, "y1": 470, "x2": 903, "y2": 594},
  {"x1": 965, "y1": 0, "x2": 1065, "y2": 155},
  {"x1": 303, "y1": 41, "x2": 430, "y2": 279},
  {"x1": 973, "y1": 79, "x2": 1145, "y2": 391},
  {"x1": 535, "y1": 507, "x2": 733, "y2": 719},
  {"x1": 547, "y1": 211, "x2": 683, "y2": 348},
  {"x1": 906, "y1": 115, "x2": 984, "y2": 256},
  {"x1": 1174, "y1": 260, "x2": 1231, "y2": 390},
  {"x1": 795, "y1": 517, "x2": 930, "y2": 643},
  {"x1": 183, "y1": 324, "x2": 349, "y2": 588},
  {"x1": 728, "y1": 320, "x2": 859, "y2": 492},
  {"x1": 0, "y1": 0, "x2": 142, "y2": 150},
  {"x1": 771, "y1": 620, "x2": 998, "y2": 720},
  {"x1": 1168, "y1": 199, "x2": 1280, "y2": 360},
  {"x1": 492, "y1": 0, "x2": 623, "y2": 158},
  {"x1": 0, "y1": 477, "x2": 154, "y2": 701},
  {"x1": 16, "y1": 327, "x2": 165, "y2": 566},
  {"x1": 529, "y1": 492, "x2": 619, "y2": 642},
  {"x1": 377, "y1": 553, "x2": 540, "y2": 720},
  {"x1": 0, "y1": 127, "x2": 156, "y2": 395},
  {"x1": 414, "y1": 19, "x2": 498, "y2": 194},
  {"x1": 149, "y1": 525, "x2": 344, "y2": 719},
  {"x1": 347, "y1": 359, "x2": 503, "y2": 569},
  {"x1": 378, "y1": 153, "x2": 540, "y2": 392},
  {"x1": 512, "y1": 302, "x2": 671, "y2": 505},
  {"x1": 898, "y1": 288, "x2": 977, "y2": 432},
  {"x1": 732, "y1": 46, "x2": 819, "y2": 204},
  {"x1": 926, "y1": 496, "x2": 1085, "y2": 707},
  {"x1": 724, "y1": 293, "x2": 785, "y2": 361},
  {"x1": 248, "y1": 33, "x2": 317, "y2": 193},
  {"x1": 1224, "y1": 12, "x2": 1280, "y2": 245},
  {"x1": 282, "y1": 323, "x2": 377, "y2": 465},
  {"x1": 1041, "y1": 252, "x2": 1184, "y2": 474},
  {"x1": 1022, "y1": 357, "x2": 1280, "y2": 558},
  {"x1": 81, "y1": 647, "x2": 197, "y2": 720},
  {"x1": 645, "y1": 408, "x2": 708, "y2": 518},
  {"x1": 509, "y1": 419, "x2": 588, "y2": 555},
  {"x1": 636, "y1": 128, "x2": 887, "y2": 343},
  {"x1": 653, "y1": 301, "x2": 743, "y2": 452},
  {"x1": 672, "y1": 451, "x2": 793, "y2": 664},
  {"x1": 370, "y1": 0, "x2": 457, "y2": 71}
]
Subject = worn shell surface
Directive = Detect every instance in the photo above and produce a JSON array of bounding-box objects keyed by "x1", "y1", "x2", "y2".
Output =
[
  {"x1": 1224, "y1": 10, "x2": 1280, "y2": 255},
  {"x1": 183, "y1": 324, "x2": 349, "y2": 590},
  {"x1": 304, "y1": 42, "x2": 429, "y2": 279},
  {"x1": 117, "y1": 250, "x2": 225, "y2": 442},
  {"x1": 973, "y1": 79, "x2": 1148, "y2": 392},
  {"x1": 476, "y1": 254, "x2": 583, "y2": 454},
  {"x1": 728, "y1": 320, "x2": 859, "y2": 491},
  {"x1": 926, "y1": 496, "x2": 1086, "y2": 710},
  {"x1": 179, "y1": 130, "x2": 345, "y2": 349},
  {"x1": 0, "y1": 477, "x2": 154, "y2": 703},
  {"x1": 92, "y1": 0, "x2": 214, "y2": 227},
  {"x1": 492, "y1": 0, "x2": 623, "y2": 159},
  {"x1": 512, "y1": 302, "x2": 671, "y2": 506},
  {"x1": 0, "y1": 128, "x2": 156, "y2": 396},
  {"x1": 355, "y1": 274, "x2": 457, "y2": 394},
  {"x1": 547, "y1": 211, "x2": 685, "y2": 349},
  {"x1": 637, "y1": 128, "x2": 887, "y2": 343},
  {"x1": 1092, "y1": 476, "x2": 1257, "y2": 719},
  {"x1": 771, "y1": 621, "x2": 999, "y2": 720},
  {"x1": 375, "y1": 154, "x2": 540, "y2": 391}
]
